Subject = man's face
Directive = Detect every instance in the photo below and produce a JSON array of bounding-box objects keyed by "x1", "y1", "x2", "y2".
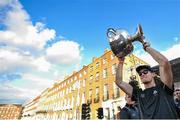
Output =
[
  {"x1": 175, "y1": 91, "x2": 180, "y2": 99},
  {"x1": 138, "y1": 69, "x2": 153, "y2": 84}
]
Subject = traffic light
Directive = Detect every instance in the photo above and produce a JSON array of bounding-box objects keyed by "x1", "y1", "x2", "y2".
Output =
[
  {"x1": 82, "y1": 104, "x2": 86, "y2": 119},
  {"x1": 97, "y1": 107, "x2": 104, "y2": 119},
  {"x1": 81, "y1": 103, "x2": 91, "y2": 119}
]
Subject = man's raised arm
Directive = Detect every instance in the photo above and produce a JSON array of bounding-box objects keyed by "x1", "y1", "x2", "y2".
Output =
[
  {"x1": 115, "y1": 58, "x2": 133, "y2": 96},
  {"x1": 144, "y1": 42, "x2": 173, "y2": 89}
]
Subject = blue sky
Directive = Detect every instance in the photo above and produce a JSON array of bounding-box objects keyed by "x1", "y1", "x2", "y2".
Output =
[
  {"x1": 21, "y1": 0, "x2": 180, "y2": 64},
  {"x1": 0, "y1": 0, "x2": 179, "y2": 104}
]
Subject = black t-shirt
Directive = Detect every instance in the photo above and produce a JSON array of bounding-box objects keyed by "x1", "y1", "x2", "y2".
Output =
[
  {"x1": 120, "y1": 104, "x2": 139, "y2": 119},
  {"x1": 132, "y1": 80, "x2": 178, "y2": 119}
]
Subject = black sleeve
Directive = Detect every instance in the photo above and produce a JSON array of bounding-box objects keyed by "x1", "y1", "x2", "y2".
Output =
[
  {"x1": 132, "y1": 88, "x2": 141, "y2": 102},
  {"x1": 120, "y1": 108, "x2": 129, "y2": 119}
]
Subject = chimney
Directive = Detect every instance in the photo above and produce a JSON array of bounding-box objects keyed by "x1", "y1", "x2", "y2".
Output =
[
  {"x1": 92, "y1": 57, "x2": 97, "y2": 62},
  {"x1": 104, "y1": 48, "x2": 109, "y2": 53}
]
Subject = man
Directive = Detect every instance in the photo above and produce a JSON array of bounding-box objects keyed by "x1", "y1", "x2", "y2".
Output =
[
  {"x1": 120, "y1": 94, "x2": 139, "y2": 119},
  {"x1": 174, "y1": 88, "x2": 180, "y2": 117},
  {"x1": 115, "y1": 42, "x2": 178, "y2": 119}
]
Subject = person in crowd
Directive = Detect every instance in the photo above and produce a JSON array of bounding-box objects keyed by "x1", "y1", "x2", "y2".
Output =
[
  {"x1": 115, "y1": 41, "x2": 179, "y2": 119},
  {"x1": 174, "y1": 88, "x2": 180, "y2": 117},
  {"x1": 120, "y1": 94, "x2": 139, "y2": 119}
]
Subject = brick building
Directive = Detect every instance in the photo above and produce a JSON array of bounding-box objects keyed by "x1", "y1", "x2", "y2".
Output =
[{"x1": 0, "y1": 104, "x2": 23, "y2": 120}]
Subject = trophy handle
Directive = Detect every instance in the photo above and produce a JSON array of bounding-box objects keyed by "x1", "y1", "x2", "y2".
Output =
[
  {"x1": 107, "y1": 28, "x2": 117, "y2": 39},
  {"x1": 137, "y1": 24, "x2": 146, "y2": 44}
]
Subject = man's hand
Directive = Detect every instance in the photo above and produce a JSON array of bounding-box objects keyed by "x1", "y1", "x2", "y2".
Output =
[{"x1": 143, "y1": 41, "x2": 150, "y2": 51}]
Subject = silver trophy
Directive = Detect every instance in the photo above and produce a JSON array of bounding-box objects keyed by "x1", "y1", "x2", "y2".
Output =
[{"x1": 107, "y1": 24, "x2": 145, "y2": 58}]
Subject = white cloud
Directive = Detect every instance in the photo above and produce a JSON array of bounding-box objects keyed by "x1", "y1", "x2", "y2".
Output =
[
  {"x1": 46, "y1": 40, "x2": 82, "y2": 65},
  {"x1": 0, "y1": 0, "x2": 84, "y2": 104},
  {"x1": 0, "y1": 82, "x2": 35, "y2": 103},
  {"x1": 0, "y1": 0, "x2": 12, "y2": 7},
  {"x1": 21, "y1": 73, "x2": 53, "y2": 89},
  {"x1": 4, "y1": 1, "x2": 31, "y2": 35},
  {"x1": 134, "y1": 43, "x2": 180, "y2": 66},
  {"x1": 0, "y1": 0, "x2": 56, "y2": 52},
  {"x1": 0, "y1": 73, "x2": 54, "y2": 103},
  {"x1": 0, "y1": 48, "x2": 53, "y2": 74},
  {"x1": 0, "y1": 48, "x2": 34, "y2": 74},
  {"x1": 32, "y1": 56, "x2": 52, "y2": 72},
  {"x1": 161, "y1": 43, "x2": 180, "y2": 60}
]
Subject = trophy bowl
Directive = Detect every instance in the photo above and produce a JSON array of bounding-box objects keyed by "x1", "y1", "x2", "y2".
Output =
[{"x1": 107, "y1": 24, "x2": 145, "y2": 58}]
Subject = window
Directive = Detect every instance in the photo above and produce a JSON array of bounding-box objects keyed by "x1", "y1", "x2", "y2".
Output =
[
  {"x1": 103, "y1": 68, "x2": 108, "y2": 78},
  {"x1": 79, "y1": 73, "x2": 82, "y2": 78},
  {"x1": 112, "y1": 64, "x2": 117, "y2": 75},
  {"x1": 76, "y1": 93, "x2": 80, "y2": 106},
  {"x1": 96, "y1": 62, "x2": 100, "y2": 69},
  {"x1": 103, "y1": 84, "x2": 109, "y2": 100},
  {"x1": 90, "y1": 66, "x2": 93, "y2": 72},
  {"x1": 68, "y1": 99, "x2": 71, "y2": 107},
  {"x1": 80, "y1": 80, "x2": 83, "y2": 87},
  {"x1": 82, "y1": 92, "x2": 85, "y2": 104},
  {"x1": 66, "y1": 88, "x2": 68, "y2": 94},
  {"x1": 94, "y1": 87, "x2": 99, "y2": 103},
  {"x1": 88, "y1": 89, "x2": 92, "y2": 104},
  {"x1": 90, "y1": 75, "x2": 93, "y2": 84},
  {"x1": 105, "y1": 108, "x2": 110, "y2": 119},
  {"x1": 95, "y1": 72, "x2": 100, "y2": 80},
  {"x1": 83, "y1": 79, "x2": 86, "y2": 87},
  {"x1": 89, "y1": 89, "x2": 92, "y2": 99},
  {"x1": 113, "y1": 82, "x2": 120, "y2": 98},
  {"x1": 71, "y1": 96, "x2": 74, "y2": 107},
  {"x1": 103, "y1": 58, "x2": 107, "y2": 64},
  {"x1": 84, "y1": 70, "x2": 87, "y2": 75},
  {"x1": 90, "y1": 75, "x2": 93, "y2": 80}
]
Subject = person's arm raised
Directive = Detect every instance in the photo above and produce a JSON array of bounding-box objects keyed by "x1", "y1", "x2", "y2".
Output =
[
  {"x1": 115, "y1": 58, "x2": 133, "y2": 96},
  {"x1": 144, "y1": 42, "x2": 173, "y2": 89}
]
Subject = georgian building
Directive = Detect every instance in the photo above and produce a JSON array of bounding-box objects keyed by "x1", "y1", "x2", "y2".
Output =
[
  {"x1": 22, "y1": 49, "x2": 147, "y2": 120},
  {"x1": 21, "y1": 96, "x2": 40, "y2": 120}
]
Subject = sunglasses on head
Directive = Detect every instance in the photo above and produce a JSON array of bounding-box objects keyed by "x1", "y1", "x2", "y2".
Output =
[{"x1": 138, "y1": 69, "x2": 149, "y2": 76}]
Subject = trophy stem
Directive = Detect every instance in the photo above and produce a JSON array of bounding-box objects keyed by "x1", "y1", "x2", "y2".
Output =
[{"x1": 128, "y1": 24, "x2": 145, "y2": 44}]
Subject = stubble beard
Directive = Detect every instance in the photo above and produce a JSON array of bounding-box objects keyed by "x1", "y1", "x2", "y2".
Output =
[{"x1": 143, "y1": 81, "x2": 151, "y2": 84}]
